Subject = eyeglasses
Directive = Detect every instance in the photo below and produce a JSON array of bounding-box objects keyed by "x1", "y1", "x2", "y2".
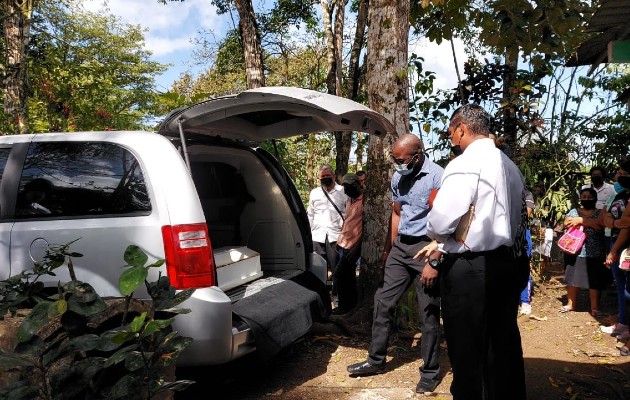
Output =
[{"x1": 391, "y1": 153, "x2": 419, "y2": 165}]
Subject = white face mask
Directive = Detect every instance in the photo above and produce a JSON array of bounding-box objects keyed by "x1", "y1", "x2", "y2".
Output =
[
  {"x1": 393, "y1": 154, "x2": 418, "y2": 176},
  {"x1": 394, "y1": 163, "x2": 414, "y2": 176}
]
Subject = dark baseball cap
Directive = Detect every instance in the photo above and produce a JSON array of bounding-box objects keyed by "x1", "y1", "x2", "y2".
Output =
[{"x1": 342, "y1": 173, "x2": 359, "y2": 185}]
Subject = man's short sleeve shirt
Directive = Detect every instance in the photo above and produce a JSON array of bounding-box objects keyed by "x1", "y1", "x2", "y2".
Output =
[{"x1": 391, "y1": 158, "x2": 444, "y2": 237}]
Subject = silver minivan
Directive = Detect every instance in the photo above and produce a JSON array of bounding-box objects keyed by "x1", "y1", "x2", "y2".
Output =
[{"x1": 0, "y1": 87, "x2": 394, "y2": 366}]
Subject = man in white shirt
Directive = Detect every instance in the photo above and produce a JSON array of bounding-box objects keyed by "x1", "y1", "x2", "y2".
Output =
[
  {"x1": 581, "y1": 166, "x2": 615, "y2": 210},
  {"x1": 418, "y1": 104, "x2": 528, "y2": 400},
  {"x1": 307, "y1": 165, "x2": 347, "y2": 295}
]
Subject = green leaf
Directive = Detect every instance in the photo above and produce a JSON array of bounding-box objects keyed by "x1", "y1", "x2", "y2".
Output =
[
  {"x1": 142, "y1": 318, "x2": 172, "y2": 337},
  {"x1": 0, "y1": 349, "x2": 36, "y2": 367},
  {"x1": 103, "y1": 344, "x2": 138, "y2": 368},
  {"x1": 130, "y1": 312, "x2": 147, "y2": 333},
  {"x1": 104, "y1": 375, "x2": 136, "y2": 399},
  {"x1": 119, "y1": 266, "x2": 148, "y2": 296},
  {"x1": 153, "y1": 380, "x2": 195, "y2": 394},
  {"x1": 51, "y1": 299, "x2": 68, "y2": 317},
  {"x1": 147, "y1": 259, "x2": 165, "y2": 268},
  {"x1": 113, "y1": 331, "x2": 136, "y2": 345},
  {"x1": 17, "y1": 302, "x2": 51, "y2": 343},
  {"x1": 99, "y1": 329, "x2": 126, "y2": 351},
  {"x1": 66, "y1": 295, "x2": 106, "y2": 316},
  {"x1": 124, "y1": 351, "x2": 145, "y2": 371},
  {"x1": 63, "y1": 334, "x2": 101, "y2": 353},
  {"x1": 124, "y1": 245, "x2": 148, "y2": 268}
]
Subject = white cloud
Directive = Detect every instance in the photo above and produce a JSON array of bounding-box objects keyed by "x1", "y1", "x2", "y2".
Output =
[
  {"x1": 83, "y1": 0, "x2": 222, "y2": 58},
  {"x1": 146, "y1": 36, "x2": 195, "y2": 58},
  {"x1": 409, "y1": 37, "x2": 467, "y2": 91}
]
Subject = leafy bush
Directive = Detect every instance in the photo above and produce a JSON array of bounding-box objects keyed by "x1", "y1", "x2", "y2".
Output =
[{"x1": 0, "y1": 242, "x2": 195, "y2": 400}]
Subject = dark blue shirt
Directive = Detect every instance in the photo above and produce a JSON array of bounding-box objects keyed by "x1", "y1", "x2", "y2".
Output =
[{"x1": 391, "y1": 157, "x2": 443, "y2": 237}]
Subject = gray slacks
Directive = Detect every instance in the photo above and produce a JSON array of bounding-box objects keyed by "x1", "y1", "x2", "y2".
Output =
[{"x1": 368, "y1": 236, "x2": 441, "y2": 384}]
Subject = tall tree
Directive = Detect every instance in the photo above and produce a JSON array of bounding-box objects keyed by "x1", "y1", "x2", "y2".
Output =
[
  {"x1": 320, "y1": 0, "x2": 351, "y2": 180},
  {"x1": 411, "y1": 0, "x2": 588, "y2": 148},
  {"x1": 359, "y1": 0, "x2": 409, "y2": 303},
  {"x1": 233, "y1": 0, "x2": 265, "y2": 88},
  {"x1": 27, "y1": 2, "x2": 166, "y2": 132},
  {"x1": 2, "y1": 0, "x2": 37, "y2": 134}
]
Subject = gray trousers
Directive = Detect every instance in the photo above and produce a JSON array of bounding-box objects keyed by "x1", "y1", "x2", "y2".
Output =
[{"x1": 368, "y1": 236, "x2": 441, "y2": 384}]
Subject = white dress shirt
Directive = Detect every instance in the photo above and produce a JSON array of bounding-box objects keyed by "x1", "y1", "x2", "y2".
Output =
[
  {"x1": 428, "y1": 138, "x2": 525, "y2": 253},
  {"x1": 307, "y1": 184, "x2": 347, "y2": 243}
]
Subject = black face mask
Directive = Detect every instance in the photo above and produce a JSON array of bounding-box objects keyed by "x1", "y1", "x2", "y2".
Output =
[
  {"x1": 451, "y1": 145, "x2": 463, "y2": 157},
  {"x1": 581, "y1": 200, "x2": 596, "y2": 210},
  {"x1": 320, "y1": 177, "x2": 334, "y2": 187},
  {"x1": 591, "y1": 176, "x2": 604, "y2": 186},
  {"x1": 344, "y1": 185, "x2": 361, "y2": 199}
]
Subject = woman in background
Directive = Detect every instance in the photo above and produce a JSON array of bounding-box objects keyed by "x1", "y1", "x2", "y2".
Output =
[{"x1": 560, "y1": 187, "x2": 609, "y2": 316}]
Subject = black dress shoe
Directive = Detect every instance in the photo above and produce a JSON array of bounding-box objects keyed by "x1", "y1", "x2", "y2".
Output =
[
  {"x1": 416, "y1": 379, "x2": 439, "y2": 394},
  {"x1": 347, "y1": 361, "x2": 385, "y2": 376}
]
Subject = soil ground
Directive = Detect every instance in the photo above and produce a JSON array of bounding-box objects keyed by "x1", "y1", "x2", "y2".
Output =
[{"x1": 177, "y1": 261, "x2": 630, "y2": 400}]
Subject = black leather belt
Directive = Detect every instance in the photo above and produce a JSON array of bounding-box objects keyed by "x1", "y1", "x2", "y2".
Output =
[{"x1": 399, "y1": 234, "x2": 431, "y2": 245}]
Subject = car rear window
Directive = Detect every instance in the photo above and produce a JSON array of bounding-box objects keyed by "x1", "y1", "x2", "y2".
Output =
[{"x1": 15, "y1": 142, "x2": 151, "y2": 218}]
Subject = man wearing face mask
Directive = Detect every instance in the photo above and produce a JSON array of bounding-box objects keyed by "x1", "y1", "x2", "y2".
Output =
[
  {"x1": 581, "y1": 166, "x2": 615, "y2": 210},
  {"x1": 347, "y1": 134, "x2": 443, "y2": 395},
  {"x1": 418, "y1": 104, "x2": 528, "y2": 399},
  {"x1": 331, "y1": 173, "x2": 364, "y2": 315},
  {"x1": 307, "y1": 165, "x2": 348, "y2": 299}
]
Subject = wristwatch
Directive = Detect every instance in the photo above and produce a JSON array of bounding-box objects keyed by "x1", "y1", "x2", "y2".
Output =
[{"x1": 428, "y1": 255, "x2": 442, "y2": 269}]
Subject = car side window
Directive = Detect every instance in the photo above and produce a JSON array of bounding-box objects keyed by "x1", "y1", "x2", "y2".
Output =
[
  {"x1": 0, "y1": 147, "x2": 11, "y2": 183},
  {"x1": 15, "y1": 142, "x2": 151, "y2": 218}
]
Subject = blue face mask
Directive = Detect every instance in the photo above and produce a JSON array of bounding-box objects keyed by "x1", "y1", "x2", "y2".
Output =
[{"x1": 614, "y1": 182, "x2": 626, "y2": 193}]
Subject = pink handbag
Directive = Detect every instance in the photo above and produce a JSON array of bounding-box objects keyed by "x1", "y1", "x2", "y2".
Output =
[{"x1": 557, "y1": 226, "x2": 586, "y2": 255}]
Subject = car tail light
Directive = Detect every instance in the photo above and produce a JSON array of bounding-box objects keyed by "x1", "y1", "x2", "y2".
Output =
[{"x1": 162, "y1": 223, "x2": 216, "y2": 289}]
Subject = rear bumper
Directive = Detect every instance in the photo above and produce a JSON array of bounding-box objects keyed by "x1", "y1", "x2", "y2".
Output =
[{"x1": 174, "y1": 286, "x2": 254, "y2": 366}]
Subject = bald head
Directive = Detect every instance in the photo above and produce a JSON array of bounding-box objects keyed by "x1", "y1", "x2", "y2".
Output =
[{"x1": 393, "y1": 134, "x2": 423, "y2": 154}]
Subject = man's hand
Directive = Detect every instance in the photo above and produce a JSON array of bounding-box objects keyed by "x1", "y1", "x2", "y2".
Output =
[
  {"x1": 414, "y1": 240, "x2": 438, "y2": 260},
  {"x1": 420, "y1": 264, "x2": 439, "y2": 287}
]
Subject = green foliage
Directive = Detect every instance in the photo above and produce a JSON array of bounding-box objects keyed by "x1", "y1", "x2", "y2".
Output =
[
  {"x1": 0, "y1": 239, "x2": 82, "y2": 319},
  {"x1": 0, "y1": 243, "x2": 194, "y2": 400},
  {"x1": 23, "y1": 2, "x2": 168, "y2": 133}
]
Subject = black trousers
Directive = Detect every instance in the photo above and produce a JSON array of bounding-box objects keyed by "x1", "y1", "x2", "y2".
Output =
[
  {"x1": 440, "y1": 246, "x2": 528, "y2": 400},
  {"x1": 332, "y1": 243, "x2": 361, "y2": 310},
  {"x1": 368, "y1": 236, "x2": 441, "y2": 385},
  {"x1": 313, "y1": 236, "x2": 339, "y2": 293}
]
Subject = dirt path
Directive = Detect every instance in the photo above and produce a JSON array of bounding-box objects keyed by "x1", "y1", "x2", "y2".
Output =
[{"x1": 179, "y1": 262, "x2": 630, "y2": 400}]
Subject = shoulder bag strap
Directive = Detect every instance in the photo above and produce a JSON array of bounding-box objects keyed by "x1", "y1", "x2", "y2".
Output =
[{"x1": 322, "y1": 187, "x2": 345, "y2": 222}]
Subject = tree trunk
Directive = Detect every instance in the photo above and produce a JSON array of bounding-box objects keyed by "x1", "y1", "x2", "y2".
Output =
[
  {"x1": 346, "y1": 0, "x2": 368, "y2": 101},
  {"x1": 502, "y1": 46, "x2": 518, "y2": 153},
  {"x1": 359, "y1": 0, "x2": 409, "y2": 303},
  {"x1": 321, "y1": 0, "x2": 351, "y2": 181},
  {"x1": 234, "y1": 0, "x2": 265, "y2": 89},
  {"x1": 3, "y1": 0, "x2": 35, "y2": 134}
]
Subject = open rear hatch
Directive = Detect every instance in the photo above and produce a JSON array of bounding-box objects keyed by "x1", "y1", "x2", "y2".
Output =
[{"x1": 157, "y1": 86, "x2": 393, "y2": 143}]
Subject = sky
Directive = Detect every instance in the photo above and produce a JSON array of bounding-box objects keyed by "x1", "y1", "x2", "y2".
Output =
[
  {"x1": 82, "y1": 0, "x2": 466, "y2": 94},
  {"x1": 83, "y1": 0, "x2": 225, "y2": 92}
]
